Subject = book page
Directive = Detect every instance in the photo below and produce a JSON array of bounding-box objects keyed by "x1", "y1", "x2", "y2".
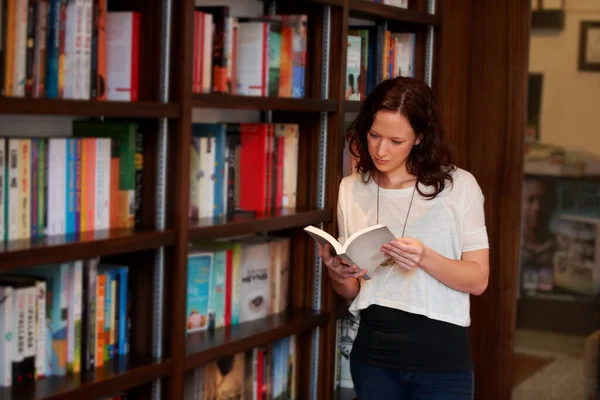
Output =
[{"x1": 344, "y1": 226, "x2": 396, "y2": 279}]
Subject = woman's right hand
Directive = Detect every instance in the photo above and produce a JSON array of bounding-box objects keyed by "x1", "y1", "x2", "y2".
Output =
[{"x1": 317, "y1": 243, "x2": 367, "y2": 283}]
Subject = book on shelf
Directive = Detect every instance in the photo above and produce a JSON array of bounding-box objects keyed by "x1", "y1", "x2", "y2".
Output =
[
  {"x1": 0, "y1": 259, "x2": 130, "y2": 388},
  {"x1": 1, "y1": 0, "x2": 139, "y2": 102},
  {"x1": 192, "y1": 6, "x2": 307, "y2": 98},
  {"x1": 186, "y1": 236, "x2": 290, "y2": 334},
  {"x1": 189, "y1": 122, "x2": 299, "y2": 220},
  {"x1": 346, "y1": 26, "x2": 416, "y2": 101},
  {"x1": 185, "y1": 335, "x2": 297, "y2": 399},
  {"x1": 304, "y1": 224, "x2": 396, "y2": 280},
  {"x1": 364, "y1": 0, "x2": 408, "y2": 7},
  {"x1": 0, "y1": 120, "x2": 143, "y2": 242}
]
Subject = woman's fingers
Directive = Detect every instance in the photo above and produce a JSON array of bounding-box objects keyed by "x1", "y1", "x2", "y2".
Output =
[{"x1": 382, "y1": 244, "x2": 419, "y2": 265}]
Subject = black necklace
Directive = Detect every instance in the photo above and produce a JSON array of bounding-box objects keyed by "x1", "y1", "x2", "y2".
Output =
[{"x1": 376, "y1": 172, "x2": 417, "y2": 267}]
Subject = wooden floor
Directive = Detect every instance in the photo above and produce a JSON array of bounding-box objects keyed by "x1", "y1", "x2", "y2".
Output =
[{"x1": 512, "y1": 353, "x2": 555, "y2": 387}]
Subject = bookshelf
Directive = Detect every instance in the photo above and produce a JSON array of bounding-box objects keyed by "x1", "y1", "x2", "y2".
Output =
[{"x1": 0, "y1": 0, "x2": 441, "y2": 399}]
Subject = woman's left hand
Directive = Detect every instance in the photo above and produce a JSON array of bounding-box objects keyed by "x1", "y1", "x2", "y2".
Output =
[{"x1": 381, "y1": 237, "x2": 426, "y2": 271}]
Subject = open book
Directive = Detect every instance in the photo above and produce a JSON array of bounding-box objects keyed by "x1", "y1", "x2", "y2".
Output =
[{"x1": 304, "y1": 224, "x2": 397, "y2": 280}]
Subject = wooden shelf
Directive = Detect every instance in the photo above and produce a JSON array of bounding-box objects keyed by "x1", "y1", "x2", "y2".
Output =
[
  {"x1": 344, "y1": 100, "x2": 362, "y2": 113},
  {"x1": 532, "y1": 10, "x2": 565, "y2": 30},
  {"x1": 0, "y1": 229, "x2": 175, "y2": 270},
  {"x1": 310, "y1": 0, "x2": 344, "y2": 5},
  {"x1": 189, "y1": 208, "x2": 333, "y2": 240},
  {"x1": 517, "y1": 295, "x2": 600, "y2": 336},
  {"x1": 184, "y1": 308, "x2": 329, "y2": 371},
  {"x1": 348, "y1": 0, "x2": 441, "y2": 26},
  {"x1": 192, "y1": 93, "x2": 337, "y2": 112},
  {"x1": 0, "y1": 356, "x2": 172, "y2": 400},
  {"x1": 0, "y1": 97, "x2": 180, "y2": 118}
]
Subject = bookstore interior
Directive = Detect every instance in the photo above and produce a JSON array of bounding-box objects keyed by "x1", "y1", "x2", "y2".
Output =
[{"x1": 1, "y1": 0, "x2": 593, "y2": 399}]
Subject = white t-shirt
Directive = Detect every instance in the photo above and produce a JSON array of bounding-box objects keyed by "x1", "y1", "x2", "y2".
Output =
[{"x1": 337, "y1": 167, "x2": 489, "y2": 327}]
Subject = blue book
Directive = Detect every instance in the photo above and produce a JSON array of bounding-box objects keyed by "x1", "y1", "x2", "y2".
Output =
[
  {"x1": 117, "y1": 266, "x2": 128, "y2": 356},
  {"x1": 186, "y1": 252, "x2": 213, "y2": 334},
  {"x1": 44, "y1": 0, "x2": 61, "y2": 98},
  {"x1": 65, "y1": 139, "x2": 76, "y2": 234}
]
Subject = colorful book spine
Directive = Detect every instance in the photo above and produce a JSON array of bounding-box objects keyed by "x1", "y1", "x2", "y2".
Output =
[
  {"x1": 0, "y1": 287, "x2": 14, "y2": 386},
  {"x1": 186, "y1": 252, "x2": 213, "y2": 334},
  {"x1": 0, "y1": 139, "x2": 5, "y2": 242},
  {"x1": 30, "y1": 139, "x2": 38, "y2": 239},
  {"x1": 117, "y1": 266, "x2": 128, "y2": 355},
  {"x1": 8, "y1": 139, "x2": 19, "y2": 241},
  {"x1": 95, "y1": 272, "x2": 105, "y2": 367},
  {"x1": 75, "y1": 138, "x2": 82, "y2": 233},
  {"x1": 66, "y1": 138, "x2": 76, "y2": 235},
  {"x1": 19, "y1": 139, "x2": 31, "y2": 240}
]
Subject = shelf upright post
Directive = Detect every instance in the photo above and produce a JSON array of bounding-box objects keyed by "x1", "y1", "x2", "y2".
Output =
[
  {"x1": 425, "y1": 0, "x2": 437, "y2": 86},
  {"x1": 262, "y1": 0, "x2": 276, "y2": 125},
  {"x1": 310, "y1": 3, "x2": 332, "y2": 400},
  {"x1": 152, "y1": 0, "x2": 173, "y2": 397}
]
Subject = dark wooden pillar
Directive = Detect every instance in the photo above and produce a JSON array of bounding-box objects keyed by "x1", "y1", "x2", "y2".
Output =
[{"x1": 436, "y1": 0, "x2": 530, "y2": 398}]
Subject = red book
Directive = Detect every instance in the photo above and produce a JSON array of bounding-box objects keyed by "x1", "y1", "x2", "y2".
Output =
[{"x1": 239, "y1": 124, "x2": 269, "y2": 213}]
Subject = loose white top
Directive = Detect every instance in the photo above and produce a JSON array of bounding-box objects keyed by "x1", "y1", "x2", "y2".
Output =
[{"x1": 337, "y1": 167, "x2": 489, "y2": 327}]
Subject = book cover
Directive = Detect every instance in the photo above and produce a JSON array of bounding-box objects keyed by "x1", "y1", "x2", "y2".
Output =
[{"x1": 186, "y1": 252, "x2": 212, "y2": 334}]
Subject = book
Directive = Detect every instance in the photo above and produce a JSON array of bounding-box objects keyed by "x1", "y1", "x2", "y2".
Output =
[{"x1": 303, "y1": 224, "x2": 396, "y2": 280}]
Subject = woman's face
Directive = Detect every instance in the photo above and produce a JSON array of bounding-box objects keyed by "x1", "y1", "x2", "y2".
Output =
[{"x1": 367, "y1": 110, "x2": 420, "y2": 175}]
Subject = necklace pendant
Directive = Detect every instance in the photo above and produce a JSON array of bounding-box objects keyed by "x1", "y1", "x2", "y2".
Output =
[{"x1": 379, "y1": 257, "x2": 395, "y2": 267}]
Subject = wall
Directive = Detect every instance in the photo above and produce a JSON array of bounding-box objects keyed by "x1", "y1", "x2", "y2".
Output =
[{"x1": 529, "y1": 0, "x2": 600, "y2": 154}]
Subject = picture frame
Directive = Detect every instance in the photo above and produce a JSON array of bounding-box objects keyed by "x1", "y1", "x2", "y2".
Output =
[{"x1": 578, "y1": 21, "x2": 600, "y2": 72}]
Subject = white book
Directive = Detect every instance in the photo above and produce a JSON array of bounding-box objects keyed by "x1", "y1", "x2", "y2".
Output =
[
  {"x1": 0, "y1": 139, "x2": 5, "y2": 241},
  {"x1": 391, "y1": 33, "x2": 415, "y2": 78},
  {"x1": 12, "y1": 288, "x2": 26, "y2": 377},
  {"x1": 103, "y1": 138, "x2": 111, "y2": 230},
  {"x1": 94, "y1": 138, "x2": 103, "y2": 230},
  {"x1": 63, "y1": 0, "x2": 78, "y2": 99},
  {"x1": 0, "y1": 286, "x2": 13, "y2": 387},
  {"x1": 48, "y1": 138, "x2": 66, "y2": 236},
  {"x1": 236, "y1": 22, "x2": 267, "y2": 96},
  {"x1": 239, "y1": 239, "x2": 271, "y2": 323},
  {"x1": 8, "y1": 139, "x2": 20, "y2": 241},
  {"x1": 81, "y1": 0, "x2": 93, "y2": 100},
  {"x1": 24, "y1": 286, "x2": 36, "y2": 366},
  {"x1": 105, "y1": 12, "x2": 139, "y2": 101},
  {"x1": 304, "y1": 224, "x2": 397, "y2": 280},
  {"x1": 199, "y1": 137, "x2": 215, "y2": 218},
  {"x1": 35, "y1": 281, "x2": 46, "y2": 379}
]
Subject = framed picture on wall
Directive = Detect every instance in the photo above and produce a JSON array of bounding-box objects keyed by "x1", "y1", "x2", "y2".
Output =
[{"x1": 578, "y1": 21, "x2": 600, "y2": 72}]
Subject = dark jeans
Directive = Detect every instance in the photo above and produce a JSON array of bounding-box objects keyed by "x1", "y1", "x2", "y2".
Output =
[{"x1": 350, "y1": 358, "x2": 474, "y2": 400}]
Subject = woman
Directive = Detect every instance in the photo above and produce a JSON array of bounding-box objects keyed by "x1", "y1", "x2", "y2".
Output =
[{"x1": 318, "y1": 76, "x2": 489, "y2": 399}]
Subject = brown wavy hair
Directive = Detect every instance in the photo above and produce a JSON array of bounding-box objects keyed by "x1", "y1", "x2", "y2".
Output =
[{"x1": 346, "y1": 76, "x2": 455, "y2": 199}]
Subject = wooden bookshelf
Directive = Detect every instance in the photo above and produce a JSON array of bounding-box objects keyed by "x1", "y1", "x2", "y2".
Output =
[
  {"x1": 0, "y1": 0, "x2": 446, "y2": 399},
  {"x1": 185, "y1": 308, "x2": 329, "y2": 371},
  {"x1": 348, "y1": 0, "x2": 440, "y2": 25},
  {"x1": 0, "y1": 357, "x2": 172, "y2": 400},
  {"x1": 0, "y1": 97, "x2": 179, "y2": 118},
  {"x1": 517, "y1": 295, "x2": 600, "y2": 336},
  {"x1": 190, "y1": 208, "x2": 332, "y2": 240},
  {"x1": 344, "y1": 100, "x2": 362, "y2": 113},
  {"x1": 192, "y1": 93, "x2": 337, "y2": 112},
  {"x1": 0, "y1": 229, "x2": 175, "y2": 271}
]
